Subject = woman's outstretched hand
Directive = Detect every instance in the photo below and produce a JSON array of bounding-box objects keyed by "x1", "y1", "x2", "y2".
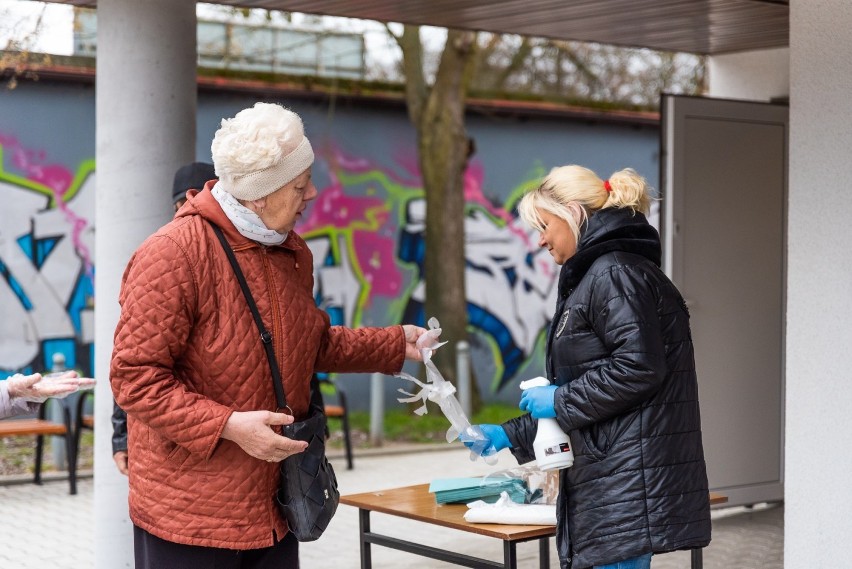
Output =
[{"x1": 8, "y1": 371, "x2": 96, "y2": 403}]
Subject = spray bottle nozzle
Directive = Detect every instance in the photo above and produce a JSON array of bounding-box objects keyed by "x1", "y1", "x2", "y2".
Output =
[{"x1": 519, "y1": 376, "x2": 551, "y2": 390}]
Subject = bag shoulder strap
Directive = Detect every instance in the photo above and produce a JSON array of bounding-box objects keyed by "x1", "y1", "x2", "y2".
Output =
[{"x1": 207, "y1": 221, "x2": 288, "y2": 410}]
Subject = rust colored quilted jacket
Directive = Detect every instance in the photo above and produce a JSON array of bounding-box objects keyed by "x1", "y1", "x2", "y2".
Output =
[{"x1": 110, "y1": 184, "x2": 405, "y2": 549}]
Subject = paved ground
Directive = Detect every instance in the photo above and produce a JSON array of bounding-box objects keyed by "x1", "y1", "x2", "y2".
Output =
[{"x1": 0, "y1": 446, "x2": 783, "y2": 568}]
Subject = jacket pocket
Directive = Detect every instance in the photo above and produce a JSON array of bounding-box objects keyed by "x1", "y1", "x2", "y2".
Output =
[
  {"x1": 163, "y1": 439, "x2": 194, "y2": 470},
  {"x1": 580, "y1": 409, "x2": 640, "y2": 459}
]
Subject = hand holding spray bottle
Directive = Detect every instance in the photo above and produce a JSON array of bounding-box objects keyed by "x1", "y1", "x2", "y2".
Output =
[{"x1": 519, "y1": 377, "x2": 574, "y2": 471}]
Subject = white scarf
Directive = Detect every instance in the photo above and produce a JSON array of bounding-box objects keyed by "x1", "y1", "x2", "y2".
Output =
[{"x1": 212, "y1": 183, "x2": 288, "y2": 246}]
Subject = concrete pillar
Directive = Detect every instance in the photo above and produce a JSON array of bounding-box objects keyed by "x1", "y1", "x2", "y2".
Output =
[
  {"x1": 786, "y1": 2, "x2": 852, "y2": 565},
  {"x1": 707, "y1": 47, "x2": 789, "y2": 102},
  {"x1": 94, "y1": 0, "x2": 196, "y2": 567}
]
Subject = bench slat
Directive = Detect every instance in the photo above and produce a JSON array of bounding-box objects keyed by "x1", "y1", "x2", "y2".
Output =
[
  {"x1": 0, "y1": 419, "x2": 67, "y2": 436},
  {"x1": 324, "y1": 405, "x2": 345, "y2": 418}
]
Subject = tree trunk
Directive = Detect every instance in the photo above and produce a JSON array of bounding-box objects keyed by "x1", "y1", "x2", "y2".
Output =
[
  {"x1": 395, "y1": 26, "x2": 482, "y2": 413},
  {"x1": 419, "y1": 30, "x2": 480, "y2": 411}
]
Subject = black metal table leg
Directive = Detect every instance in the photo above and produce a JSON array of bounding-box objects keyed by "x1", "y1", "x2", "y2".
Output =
[
  {"x1": 691, "y1": 548, "x2": 703, "y2": 569},
  {"x1": 539, "y1": 537, "x2": 549, "y2": 569},
  {"x1": 503, "y1": 540, "x2": 517, "y2": 569},
  {"x1": 359, "y1": 509, "x2": 372, "y2": 569}
]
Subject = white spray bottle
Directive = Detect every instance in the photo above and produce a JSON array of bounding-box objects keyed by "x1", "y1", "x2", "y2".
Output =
[{"x1": 519, "y1": 376, "x2": 574, "y2": 471}]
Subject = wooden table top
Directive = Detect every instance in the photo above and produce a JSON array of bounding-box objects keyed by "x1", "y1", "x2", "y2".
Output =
[
  {"x1": 341, "y1": 483, "x2": 729, "y2": 542},
  {"x1": 341, "y1": 483, "x2": 555, "y2": 540}
]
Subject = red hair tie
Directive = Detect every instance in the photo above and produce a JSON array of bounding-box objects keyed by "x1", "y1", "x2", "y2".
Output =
[{"x1": 604, "y1": 180, "x2": 613, "y2": 193}]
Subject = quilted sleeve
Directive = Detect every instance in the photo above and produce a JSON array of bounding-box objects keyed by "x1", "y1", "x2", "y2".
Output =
[
  {"x1": 110, "y1": 235, "x2": 233, "y2": 459},
  {"x1": 555, "y1": 264, "x2": 667, "y2": 433},
  {"x1": 314, "y1": 318, "x2": 406, "y2": 375}
]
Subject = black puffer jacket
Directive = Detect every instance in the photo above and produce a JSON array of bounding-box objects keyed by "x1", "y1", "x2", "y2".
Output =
[{"x1": 503, "y1": 207, "x2": 710, "y2": 568}]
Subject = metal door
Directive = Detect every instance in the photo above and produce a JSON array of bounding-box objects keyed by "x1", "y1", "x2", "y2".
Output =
[{"x1": 661, "y1": 95, "x2": 787, "y2": 507}]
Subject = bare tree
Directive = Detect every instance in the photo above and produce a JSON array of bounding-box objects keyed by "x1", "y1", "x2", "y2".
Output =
[
  {"x1": 472, "y1": 37, "x2": 704, "y2": 107},
  {"x1": 388, "y1": 25, "x2": 480, "y2": 407},
  {"x1": 383, "y1": 26, "x2": 705, "y2": 411},
  {"x1": 0, "y1": 3, "x2": 51, "y2": 89}
]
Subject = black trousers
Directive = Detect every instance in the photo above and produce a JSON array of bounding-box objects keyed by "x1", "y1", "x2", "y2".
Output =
[{"x1": 134, "y1": 526, "x2": 299, "y2": 569}]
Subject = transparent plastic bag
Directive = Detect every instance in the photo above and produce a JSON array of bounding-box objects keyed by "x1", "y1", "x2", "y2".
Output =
[
  {"x1": 480, "y1": 464, "x2": 560, "y2": 505},
  {"x1": 462, "y1": 465, "x2": 559, "y2": 525},
  {"x1": 396, "y1": 317, "x2": 497, "y2": 464}
]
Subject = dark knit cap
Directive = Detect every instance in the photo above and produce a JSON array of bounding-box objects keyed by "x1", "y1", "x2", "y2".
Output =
[{"x1": 172, "y1": 162, "x2": 217, "y2": 204}]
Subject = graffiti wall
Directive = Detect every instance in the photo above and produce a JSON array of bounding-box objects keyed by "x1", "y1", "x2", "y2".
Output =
[
  {"x1": 0, "y1": 80, "x2": 659, "y2": 408},
  {"x1": 0, "y1": 80, "x2": 96, "y2": 380}
]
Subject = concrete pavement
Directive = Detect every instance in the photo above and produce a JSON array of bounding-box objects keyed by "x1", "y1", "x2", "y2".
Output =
[{"x1": 0, "y1": 446, "x2": 783, "y2": 568}]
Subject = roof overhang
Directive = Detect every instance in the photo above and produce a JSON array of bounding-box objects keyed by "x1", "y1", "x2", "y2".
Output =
[{"x1": 49, "y1": 0, "x2": 788, "y2": 55}]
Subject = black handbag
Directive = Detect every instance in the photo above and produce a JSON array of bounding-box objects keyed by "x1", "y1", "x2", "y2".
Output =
[{"x1": 209, "y1": 222, "x2": 339, "y2": 542}]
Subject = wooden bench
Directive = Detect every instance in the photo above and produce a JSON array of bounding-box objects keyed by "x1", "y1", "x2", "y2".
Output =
[{"x1": 0, "y1": 398, "x2": 77, "y2": 494}]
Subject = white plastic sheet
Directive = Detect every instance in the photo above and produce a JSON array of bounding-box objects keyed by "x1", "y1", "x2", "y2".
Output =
[{"x1": 464, "y1": 491, "x2": 557, "y2": 525}]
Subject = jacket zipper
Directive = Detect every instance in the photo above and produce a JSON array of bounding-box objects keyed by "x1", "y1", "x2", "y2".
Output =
[{"x1": 547, "y1": 287, "x2": 573, "y2": 382}]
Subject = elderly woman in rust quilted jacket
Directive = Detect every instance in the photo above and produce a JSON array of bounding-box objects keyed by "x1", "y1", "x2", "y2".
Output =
[{"x1": 110, "y1": 102, "x2": 427, "y2": 569}]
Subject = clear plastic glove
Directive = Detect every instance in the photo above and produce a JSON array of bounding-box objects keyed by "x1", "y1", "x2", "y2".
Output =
[
  {"x1": 7, "y1": 371, "x2": 96, "y2": 403},
  {"x1": 519, "y1": 385, "x2": 558, "y2": 419},
  {"x1": 402, "y1": 324, "x2": 429, "y2": 361},
  {"x1": 464, "y1": 424, "x2": 512, "y2": 457}
]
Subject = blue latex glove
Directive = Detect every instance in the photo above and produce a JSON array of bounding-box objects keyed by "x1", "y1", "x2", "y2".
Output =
[
  {"x1": 463, "y1": 424, "x2": 511, "y2": 457},
  {"x1": 519, "y1": 385, "x2": 558, "y2": 419}
]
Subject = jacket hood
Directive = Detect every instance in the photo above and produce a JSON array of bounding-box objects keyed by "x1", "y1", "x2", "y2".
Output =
[
  {"x1": 176, "y1": 180, "x2": 301, "y2": 251},
  {"x1": 558, "y1": 207, "x2": 661, "y2": 294}
]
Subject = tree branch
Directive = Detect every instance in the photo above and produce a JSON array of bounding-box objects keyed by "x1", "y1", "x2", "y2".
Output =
[
  {"x1": 486, "y1": 36, "x2": 532, "y2": 91},
  {"x1": 393, "y1": 24, "x2": 427, "y2": 127}
]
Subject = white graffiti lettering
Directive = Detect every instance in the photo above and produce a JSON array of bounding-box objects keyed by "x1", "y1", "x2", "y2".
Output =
[{"x1": 0, "y1": 174, "x2": 95, "y2": 370}]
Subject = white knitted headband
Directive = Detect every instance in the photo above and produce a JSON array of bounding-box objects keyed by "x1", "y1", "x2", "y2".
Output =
[{"x1": 220, "y1": 137, "x2": 315, "y2": 201}]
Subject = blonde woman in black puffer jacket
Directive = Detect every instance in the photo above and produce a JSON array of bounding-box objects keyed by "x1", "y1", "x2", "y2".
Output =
[{"x1": 468, "y1": 165, "x2": 711, "y2": 569}]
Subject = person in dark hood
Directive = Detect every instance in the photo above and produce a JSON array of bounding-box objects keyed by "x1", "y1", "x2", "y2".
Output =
[
  {"x1": 468, "y1": 165, "x2": 711, "y2": 569},
  {"x1": 172, "y1": 161, "x2": 217, "y2": 212}
]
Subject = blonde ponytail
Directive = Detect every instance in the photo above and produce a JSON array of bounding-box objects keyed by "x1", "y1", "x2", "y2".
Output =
[{"x1": 603, "y1": 168, "x2": 651, "y2": 215}]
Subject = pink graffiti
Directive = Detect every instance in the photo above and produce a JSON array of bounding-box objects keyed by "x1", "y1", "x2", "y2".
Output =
[
  {"x1": 300, "y1": 180, "x2": 385, "y2": 232},
  {"x1": 322, "y1": 144, "x2": 423, "y2": 188},
  {"x1": 0, "y1": 135, "x2": 94, "y2": 274},
  {"x1": 300, "y1": 158, "x2": 403, "y2": 298},
  {"x1": 463, "y1": 160, "x2": 538, "y2": 251},
  {"x1": 354, "y1": 229, "x2": 403, "y2": 297},
  {"x1": 302, "y1": 145, "x2": 543, "y2": 300}
]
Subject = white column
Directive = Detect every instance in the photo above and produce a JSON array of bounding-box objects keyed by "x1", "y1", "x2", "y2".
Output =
[
  {"x1": 707, "y1": 47, "x2": 789, "y2": 102},
  {"x1": 94, "y1": 1, "x2": 197, "y2": 567},
  {"x1": 786, "y1": 2, "x2": 852, "y2": 566}
]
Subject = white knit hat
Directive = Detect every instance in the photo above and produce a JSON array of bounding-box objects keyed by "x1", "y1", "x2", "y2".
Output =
[{"x1": 211, "y1": 103, "x2": 315, "y2": 201}]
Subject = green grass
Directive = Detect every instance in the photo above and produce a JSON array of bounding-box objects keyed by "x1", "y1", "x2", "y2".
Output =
[
  {"x1": 0, "y1": 431, "x2": 94, "y2": 476},
  {"x1": 326, "y1": 402, "x2": 524, "y2": 447}
]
